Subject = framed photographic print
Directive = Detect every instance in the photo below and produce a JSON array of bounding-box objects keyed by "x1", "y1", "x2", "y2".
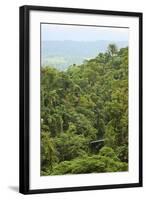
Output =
[{"x1": 19, "y1": 5, "x2": 143, "y2": 194}]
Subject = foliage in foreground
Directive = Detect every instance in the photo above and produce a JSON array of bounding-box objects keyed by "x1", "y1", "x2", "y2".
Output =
[{"x1": 41, "y1": 45, "x2": 128, "y2": 175}]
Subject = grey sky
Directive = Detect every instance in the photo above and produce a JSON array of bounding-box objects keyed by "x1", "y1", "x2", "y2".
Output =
[{"x1": 41, "y1": 24, "x2": 129, "y2": 42}]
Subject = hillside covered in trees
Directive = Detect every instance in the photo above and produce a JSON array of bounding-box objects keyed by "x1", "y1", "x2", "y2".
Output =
[{"x1": 41, "y1": 45, "x2": 128, "y2": 176}]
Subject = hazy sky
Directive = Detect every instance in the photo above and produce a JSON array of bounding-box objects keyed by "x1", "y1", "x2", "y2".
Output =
[{"x1": 41, "y1": 24, "x2": 129, "y2": 42}]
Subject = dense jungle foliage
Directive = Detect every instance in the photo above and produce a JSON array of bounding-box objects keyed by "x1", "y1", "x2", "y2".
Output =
[{"x1": 41, "y1": 44, "x2": 128, "y2": 175}]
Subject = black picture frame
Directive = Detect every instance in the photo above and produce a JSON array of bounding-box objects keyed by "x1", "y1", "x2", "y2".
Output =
[{"x1": 19, "y1": 5, "x2": 143, "y2": 194}]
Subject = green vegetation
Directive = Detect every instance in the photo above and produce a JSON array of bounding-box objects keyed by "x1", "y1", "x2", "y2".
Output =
[{"x1": 41, "y1": 44, "x2": 128, "y2": 175}]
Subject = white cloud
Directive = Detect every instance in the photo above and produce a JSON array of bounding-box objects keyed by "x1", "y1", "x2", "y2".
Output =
[{"x1": 41, "y1": 23, "x2": 129, "y2": 42}]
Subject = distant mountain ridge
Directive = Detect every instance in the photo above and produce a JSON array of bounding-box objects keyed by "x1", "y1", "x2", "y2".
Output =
[{"x1": 41, "y1": 40, "x2": 128, "y2": 70}]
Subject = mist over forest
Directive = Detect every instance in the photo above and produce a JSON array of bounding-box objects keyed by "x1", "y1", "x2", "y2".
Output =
[{"x1": 41, "y1": 40, "x2": 128, "y2": 70}]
